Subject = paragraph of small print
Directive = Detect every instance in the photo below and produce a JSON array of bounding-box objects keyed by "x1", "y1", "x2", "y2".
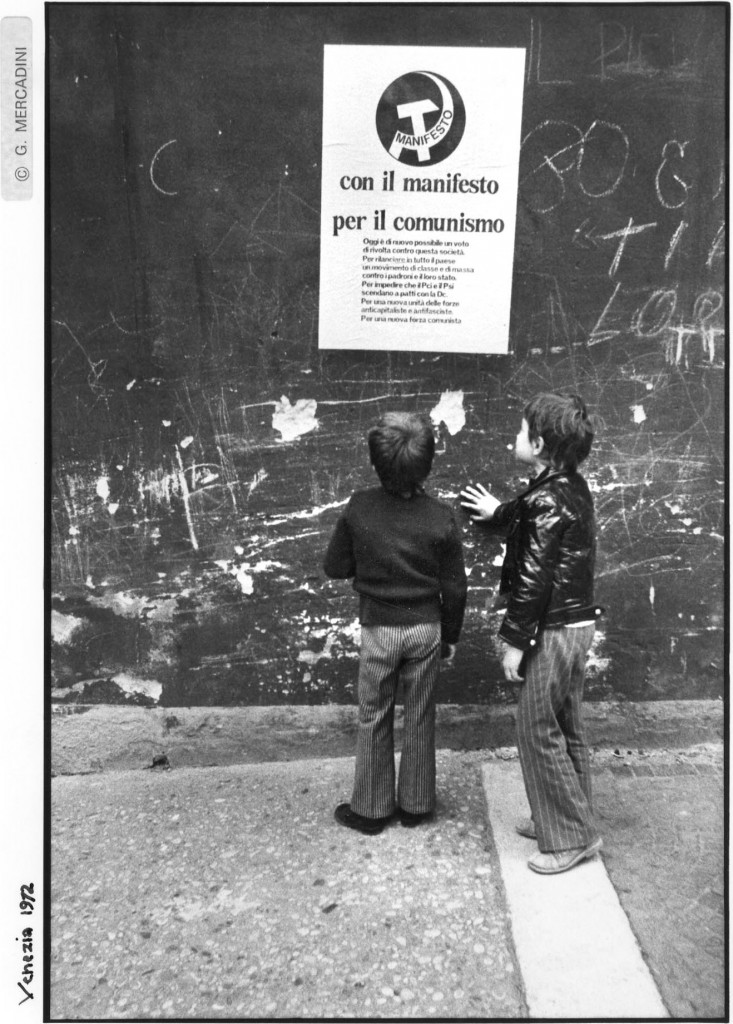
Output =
[{"x1": 1, "y1": 17, "x2": 32, "y2": 200}]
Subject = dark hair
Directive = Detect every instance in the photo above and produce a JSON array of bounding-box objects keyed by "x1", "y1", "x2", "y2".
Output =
[
  {"x1": 368, "y1": 412, "x2": 435, "y2": 495},
  {"x1": 524, "y1": 392, "x2": 598, "y2": 473}
]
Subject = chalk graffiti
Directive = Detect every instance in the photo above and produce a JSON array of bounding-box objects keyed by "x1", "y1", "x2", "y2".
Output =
[
  {"x1": 525, "y1": 18, "x2": 573, "y2": 86},
  {"x1": 655, "y1": 141, "x2": 692, "y2": 209},
  {"x1": 149, "y1": 139, "x2": 179, "y2": 197},
  {"x1": 665, "y1": 220, "x2": 688, "y2": 270},
  {"x1": 598, "y1": 21, "x2": 681, "y2": 80},
  {"x1": 706, "y1": 223, "x2": 725, "y2": 269},
  {"x1": 589, "y1": 282, "x2": 724, "y2": 365},
  {"x1": 521, "y1": 119, "x2": 630, "y2": 214},
  {"x1": 600, "y1": 217, "x2": 658, "y2": 277}
]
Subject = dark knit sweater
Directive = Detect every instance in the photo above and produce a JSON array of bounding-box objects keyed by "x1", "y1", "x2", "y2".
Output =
[{"x1": 323, "y1": 486, "x2": 467, "y2": 644}]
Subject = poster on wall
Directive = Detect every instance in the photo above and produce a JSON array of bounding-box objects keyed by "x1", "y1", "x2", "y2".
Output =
[{"x1": 319, "y1": 45, "x2": 526, "y2": 353}]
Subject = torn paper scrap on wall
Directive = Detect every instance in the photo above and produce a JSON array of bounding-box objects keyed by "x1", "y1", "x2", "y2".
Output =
[
  {"x1": 272, "y1": 396, "x2": 318, "y2": 442},
  {"x1": 430, "y1": 390, "x2": 466, "y2": 436}
]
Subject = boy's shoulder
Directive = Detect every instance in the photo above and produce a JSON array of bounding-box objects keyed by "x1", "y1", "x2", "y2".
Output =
[
  {"x1": 348, "y1": 486, "x2": 456, "y2": 518},
  {"x1": 346, "y1": 485, "x2": 384, "y2": 506},
  {"x1": 523, "y1": 470, "x2": 593, "y2": 517}
]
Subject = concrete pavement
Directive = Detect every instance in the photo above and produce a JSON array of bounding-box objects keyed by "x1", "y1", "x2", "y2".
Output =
[{"x1": 50, "y1": 740, "x2": 725, "y2": 1020}]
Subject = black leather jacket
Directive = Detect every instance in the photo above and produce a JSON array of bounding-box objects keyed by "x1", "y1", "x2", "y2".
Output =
[{"x1": 483, "y1": 468, "x2": 602, "y2": 651}]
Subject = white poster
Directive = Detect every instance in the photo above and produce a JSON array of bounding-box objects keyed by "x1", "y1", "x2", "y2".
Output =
[{"x1": 319, "y1": 45, "x2": 525, "y2": 353}]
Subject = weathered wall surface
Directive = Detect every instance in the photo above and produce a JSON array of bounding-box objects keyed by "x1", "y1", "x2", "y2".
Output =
[{"x1": 49, "y1": 4, "x2": 725, "y2": 708}]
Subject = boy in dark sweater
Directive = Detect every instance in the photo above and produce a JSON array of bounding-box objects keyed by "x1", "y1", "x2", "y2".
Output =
[{"x1": 324, "y1": 412, "x2": 467, "y2": 835}]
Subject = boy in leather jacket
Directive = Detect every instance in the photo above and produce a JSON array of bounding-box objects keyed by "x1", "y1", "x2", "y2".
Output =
[{"x1": 461, "y1": 393, "x2": 603, "y2": 874}]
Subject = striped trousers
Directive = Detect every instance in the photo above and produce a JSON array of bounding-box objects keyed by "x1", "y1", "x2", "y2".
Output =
[
  {"x1": 516, "y1": 623, "x2": 599, "y2": 853},
  {"x1": 351, "y1": 622, "x2": 441, "y2": 819}
]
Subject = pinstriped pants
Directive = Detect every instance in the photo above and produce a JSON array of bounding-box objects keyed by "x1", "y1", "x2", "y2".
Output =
[
  {"x1": 516, "y1": 624, "x2": 599, "y2": 853},
  {"x1": 351, "y1": 622, "x2": 441, "y2": 819}
]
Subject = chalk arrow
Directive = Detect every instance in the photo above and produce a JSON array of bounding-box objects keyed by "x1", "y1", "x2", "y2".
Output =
[{"x1": 572, "y1": 219, "x2": 602, "y2": 248}]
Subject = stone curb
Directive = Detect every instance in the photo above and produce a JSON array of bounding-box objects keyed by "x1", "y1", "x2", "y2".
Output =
[{"x1": 51, "y1": 699, "x2": 724, "y2": 776}]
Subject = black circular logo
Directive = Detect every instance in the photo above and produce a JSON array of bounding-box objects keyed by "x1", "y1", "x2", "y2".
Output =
[{"x1": 376, "y1": 71, "x2": 466, "y2": 167}]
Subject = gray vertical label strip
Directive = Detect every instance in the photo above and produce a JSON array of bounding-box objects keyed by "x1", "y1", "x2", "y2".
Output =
[{"x1": 1, "y1": 17, "x2": 32, "y2": 200}]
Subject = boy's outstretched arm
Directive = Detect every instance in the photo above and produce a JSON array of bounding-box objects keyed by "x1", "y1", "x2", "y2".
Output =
[{"x1": 323, "y1": 513, "x2": 356, "y2": 579}]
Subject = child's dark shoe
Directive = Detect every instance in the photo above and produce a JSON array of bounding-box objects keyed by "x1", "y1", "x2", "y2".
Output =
[
  {"x1": 334, "y1": 803, "x2": 392, "y2": 835},
  {"x1": 397, "y1": 806, "x2": 433, "y2": 828}
]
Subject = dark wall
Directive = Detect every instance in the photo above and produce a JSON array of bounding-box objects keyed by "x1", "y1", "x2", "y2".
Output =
[{"x1": 49, "y1": 4, "x2": 726, "y2": 708}]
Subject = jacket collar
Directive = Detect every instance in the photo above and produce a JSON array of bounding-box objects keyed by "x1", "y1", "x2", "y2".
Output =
[{"x1": 517, "y1": 467, "x2": 567, "y2": 500}]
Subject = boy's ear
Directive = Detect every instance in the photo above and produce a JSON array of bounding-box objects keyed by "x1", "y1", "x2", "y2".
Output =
[{"x1": 532, "y1": 435, "x2": 545, "y2": 456}]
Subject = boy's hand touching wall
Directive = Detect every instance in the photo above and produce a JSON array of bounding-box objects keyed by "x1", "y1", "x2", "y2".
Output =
[{"x1": 460, "y1": 483, "x2": 501, "y2": 521}]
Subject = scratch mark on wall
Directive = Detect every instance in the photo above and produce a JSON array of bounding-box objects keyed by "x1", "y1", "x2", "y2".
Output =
[
  {"x1": 317, "y1": 392, "x2": 430, "y2": 406},
  {"x1": 430, "y1": 390, "x2": 466, "y2": 436},
  {"x1": 254, "y1": 529, "x2": 323, "y2": 552},
  {"x1": 266, "y1": 499, "x2": 348, "y2": 526},
  {"x1": 272, "y1": 396, "x2": 318, "y2": 442}
]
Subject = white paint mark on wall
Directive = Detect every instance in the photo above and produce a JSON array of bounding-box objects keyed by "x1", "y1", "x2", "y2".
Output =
[
  {"x1": 179, "y1": 435, "x2": 194, "y2": 449},
  {"x1": 630, "y1": 404, "x2": 646, "y2": 424},
  {"x1": 96, "y1": 476, "x2": 110, "y2": 500},
  {"x1": 247, "y1": 469, "x2": 269, "y2": 497},
  {"x1": 493, "y1": 543, "x2": 506, "y2": 568},
  {"x1": 214, "y1": 559, "x2": 254, "y2": 595},
  {"x1": 51, "y1": 610, "x2": 85, "y2": 645},
  {"x1": 430, "y1": 390, "x2": 466, "y2": 436},
  {"x1": 87, "y1": 591, "x2": 148, "y2": 617},
  {"x1": 112, "y1": 673, "x2": 163, "y2": 702},
  {"x1": 272, "y1": 396, "x2": 318, "y2": 442},
  {"x1": 585, "y1": 629, "x2": 610, "y2": 676},
  {"x1": 298, "y1": 634, "x2": 337, "y2": 666},
  {"x1": 230, "y1": 566, "x2": 253, "y2": 595},
  {"x1": 649, "y1": 584, "x2": 656, "y2": 611}
]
